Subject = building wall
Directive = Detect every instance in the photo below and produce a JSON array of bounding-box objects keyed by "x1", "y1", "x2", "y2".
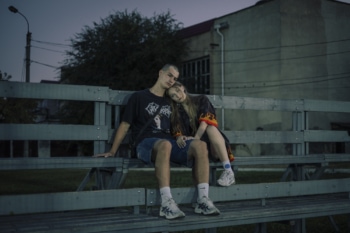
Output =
[
  {"x1": 182, "y1": 0, "x2": 350, "y2": 155},
  {"x1": 323, "y1": 0, "x2": 350, "y2": 101},
  {"x1": 183, "y1": 30, "x2": 213, "y2": 61},
  {"x1": 215, "y1": 0, "x2": 282, "y2": 99},
  {"x1": 193, "y1": 0, "x2": 350, "y2": 101}
]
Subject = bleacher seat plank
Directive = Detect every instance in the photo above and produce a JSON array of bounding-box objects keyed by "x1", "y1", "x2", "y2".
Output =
[
  {"x1": 146, "y1": 178, "x2": 350, "y2": 206},
  {"x1": 0, "y1": 208, "x2": 163, "y2": 233},
  {"x1": 1, "y1": 193, "x2": 348, "y2": 233},
  {"x1": 0, "y1": 157, "x2": 124, "y2": 170},
  {"x1": 0, "y1": 188, "x2": 145, "y2": 215},
  {"x1": 145, "y1": 194, "x2": 350, "y2": 232}
]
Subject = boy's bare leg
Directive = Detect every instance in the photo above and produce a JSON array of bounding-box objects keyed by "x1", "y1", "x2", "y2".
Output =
[
  {"x1": 188, "y1": 139, "x2": 220, "y2": 215},
  {"x1": 152, "y1": 140, "x2": 172, "y2": 188},
  {"x1": 154, "y1": 140, "x2": 186, "y2": 219}
]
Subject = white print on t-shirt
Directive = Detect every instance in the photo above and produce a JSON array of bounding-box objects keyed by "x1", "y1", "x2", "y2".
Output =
[
  {"x1": 145, "y1": 102, "x2": 171, "y2": 131},
  {"x1": 145, "y1": 102, "x2": 171, "y2": 118},
  {"x1": 154, "y1": 115, "x2": 161, "y2": 129},
  {"x1": 145, "y1": 102, "x2": 160, "y2": 115}
]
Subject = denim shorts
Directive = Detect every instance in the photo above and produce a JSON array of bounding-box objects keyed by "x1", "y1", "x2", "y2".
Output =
[{"x1": 136, "y1": 137, "x2": 194, "y2": 167}]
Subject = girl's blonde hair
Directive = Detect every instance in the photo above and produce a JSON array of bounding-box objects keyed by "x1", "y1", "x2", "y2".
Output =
[{"x1": 166, "y1": 81, "x2": 198, "y2": 136}]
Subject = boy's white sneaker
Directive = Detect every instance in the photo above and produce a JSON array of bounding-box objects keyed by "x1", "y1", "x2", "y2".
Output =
[{"x1": 159, "y1": 198, "x2": 185, "y2": 220}]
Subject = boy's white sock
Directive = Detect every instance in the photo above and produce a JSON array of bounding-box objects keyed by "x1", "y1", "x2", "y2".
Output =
[{"x1": 197, "y1": 183, "x2": 209, "y2": 200}]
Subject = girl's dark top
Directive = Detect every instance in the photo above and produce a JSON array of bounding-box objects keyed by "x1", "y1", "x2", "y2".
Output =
[
  {"x1": 174, "y1": 95, "x2": 218, "y2": 136},
  {"x1": 174, "y1": 95, "x2": 234, "y2": 161},
  {"x1": 122, "y1": 89, "x2": 173, "y2": 145}
]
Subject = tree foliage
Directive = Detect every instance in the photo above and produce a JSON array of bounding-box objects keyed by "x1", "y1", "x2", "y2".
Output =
[
  {"x1": 0, "y1": 98, "x2": 37, "y2": 123},
  {"x1": 0, "y1": 70, "x2": 12, "y2": 81},
  {"x1": 61, "y1": 10, "x2": 188, "y2": 90},
  {"x1": 0, "y1": 70, "x2": 36, "y2": 123}
]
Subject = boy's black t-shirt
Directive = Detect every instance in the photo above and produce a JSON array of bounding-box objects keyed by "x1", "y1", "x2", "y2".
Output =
[{"x1": 122, "y1": 89, "x2": 173, "y2": 145}]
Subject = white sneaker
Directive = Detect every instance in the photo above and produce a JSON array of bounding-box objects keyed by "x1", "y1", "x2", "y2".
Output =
[
  {"x1": 194, "y1": 196, "x2": 220, "y2": 215},
  {"x1": 159, "y1": 198, "x2": 185, "y2": 220},
  {"x1": 217, "y1": 170, "x2": 235, "y2": 186}
]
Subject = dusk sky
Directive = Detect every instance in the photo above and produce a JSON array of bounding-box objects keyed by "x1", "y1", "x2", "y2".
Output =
[{"x1": 1, "y1": 0, "x2": 349, "y2": 83}]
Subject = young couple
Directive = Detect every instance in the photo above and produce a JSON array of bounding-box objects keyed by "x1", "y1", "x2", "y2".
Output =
[{"x1": 94, "y1": 64, "x2": 235, "y2": 220}]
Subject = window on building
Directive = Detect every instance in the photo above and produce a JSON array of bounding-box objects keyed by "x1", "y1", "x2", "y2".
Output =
[{"x1": 181, "y1": 56, "x2": 210, "y2": 94}]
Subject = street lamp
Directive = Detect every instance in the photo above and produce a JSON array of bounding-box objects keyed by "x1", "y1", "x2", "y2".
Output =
[{"x1": 8, "y1": 5, "x2": 31, "y2": 83}]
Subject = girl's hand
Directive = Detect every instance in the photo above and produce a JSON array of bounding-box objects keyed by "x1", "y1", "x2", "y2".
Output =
[{"x1": 176, "y1": 136, "x2": 194, "y2": 148}]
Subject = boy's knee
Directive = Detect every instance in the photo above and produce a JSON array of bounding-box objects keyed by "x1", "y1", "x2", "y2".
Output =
[
  {"x1": 152, "y1": 140, "x2": 172, "y2": 162},
  {"x1": 154, "y1": 140, "x2": 172, "y2": 153}
]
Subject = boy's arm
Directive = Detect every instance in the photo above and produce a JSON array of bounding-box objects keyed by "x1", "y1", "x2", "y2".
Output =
[{"x1": 93, "y1": 121, "x2": 130, "y2": 157}]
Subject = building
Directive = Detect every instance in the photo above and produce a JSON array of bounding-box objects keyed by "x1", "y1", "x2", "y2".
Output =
[{"x1": 179, "y1": 0, "x2": 350, "y2": 155}]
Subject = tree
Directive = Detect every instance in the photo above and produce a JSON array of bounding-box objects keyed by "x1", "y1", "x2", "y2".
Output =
[
  {"x1": 0, "y1": 70, "x2": 36, "y2": 123},
  {"x1": 0, "y1": 70, "x2": 12, "y2": 81},
  {"x1": 57, "y1": 11, "x2": 188, "y2": 155},
  {"x1": 61, "y1": 10, "x2": 188, "y2": 90}
]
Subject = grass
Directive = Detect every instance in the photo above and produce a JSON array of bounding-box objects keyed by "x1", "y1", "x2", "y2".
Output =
[{"x1": 0, "y1": 169, "x2": 349, "y2": 233}]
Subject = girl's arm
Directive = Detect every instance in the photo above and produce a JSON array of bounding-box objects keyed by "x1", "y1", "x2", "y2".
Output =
[{"x1": 194, "y1": 121, "x2": 208, "y2": 139}]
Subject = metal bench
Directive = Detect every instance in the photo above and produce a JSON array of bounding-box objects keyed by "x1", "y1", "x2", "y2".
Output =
[
  {"x1": 2, "y1": 82, "x2": 350, "y2": 233},
  {"x1": 0, "y1": 178, "x2": 349, "y2": 233},
  {"x1": 73, "y1": 153, "x2": 350, "y2": 190},
  {"x1": 146, "y1": 178, "x2": 350, "y2": 233}
]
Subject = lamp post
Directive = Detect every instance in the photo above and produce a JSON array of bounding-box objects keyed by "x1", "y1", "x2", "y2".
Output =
[
  {"x1": 8, "y1": 5, "x2": 31, "y2": 83},
  {"x1": 8, "y1": 6, "x2": 31, "y2": 158}
]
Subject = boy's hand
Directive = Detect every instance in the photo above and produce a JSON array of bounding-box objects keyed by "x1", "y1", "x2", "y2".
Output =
[{"x1": 92, "y1": 152, "x2": 114, "y2": 158}]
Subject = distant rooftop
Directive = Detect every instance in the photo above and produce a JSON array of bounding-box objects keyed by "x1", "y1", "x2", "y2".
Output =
[
  {"x1": 40, "y1": 80, "x2": 60, "y2": 84},
  {"x1": 178, "y1": 19, "x2": 216, "y2": 39}
]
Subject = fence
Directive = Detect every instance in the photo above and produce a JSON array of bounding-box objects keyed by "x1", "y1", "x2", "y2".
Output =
[{"x1": 0, "y1": 81, "x2": 349, "y2": 233}]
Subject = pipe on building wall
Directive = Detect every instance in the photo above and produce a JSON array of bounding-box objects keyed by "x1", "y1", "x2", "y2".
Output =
[{"x1": 215, "y1": 24, "x2": 226, "y2": 130}]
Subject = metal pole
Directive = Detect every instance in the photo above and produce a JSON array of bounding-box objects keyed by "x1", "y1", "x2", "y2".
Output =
[
  {"x1": 25, "y1": 32, "x2": 31, "y2": 83},
  {"x1": 8, "y1": 5, "x2": 31, "y2": 157},
  {"x1": 8, "y1": 5, "x2": 31, "y2": 83},
  {"x1": 215, "y1": 27, "x2": 225, "y2": 130}
]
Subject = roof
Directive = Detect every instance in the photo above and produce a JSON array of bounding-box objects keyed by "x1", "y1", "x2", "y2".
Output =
[
  {"x1": 178, "y1": 19, "x2": 216, "y2": 39},
  {"x1": 40, "y1": 80, "x2": 60, "y2": 84},
  {"x1": 177, "y1": 2, "x2": 257, "y2": 39},
  {"x1": 178, "y1": 0, "x2": 350, "y2": 39}
]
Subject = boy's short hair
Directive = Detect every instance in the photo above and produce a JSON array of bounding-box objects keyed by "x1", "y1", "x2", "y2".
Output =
[{"x1": 162, "y1": 64, "x2": 178, "y2": 72}]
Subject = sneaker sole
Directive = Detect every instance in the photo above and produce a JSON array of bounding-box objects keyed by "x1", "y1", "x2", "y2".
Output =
[
  {"x1": 194, "y1": 208, "x2": 220, "y2": 216},
  {"x1": 217, "y1": 180, "x2": 236, "y2": 187},
  {"x1": 159, "y1": 212, "x2": 186, "y2": 220}
]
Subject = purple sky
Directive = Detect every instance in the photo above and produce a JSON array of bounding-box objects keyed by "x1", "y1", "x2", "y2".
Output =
[{"x1": 1, "y1": 0, "x2": 349, "y2": 83}]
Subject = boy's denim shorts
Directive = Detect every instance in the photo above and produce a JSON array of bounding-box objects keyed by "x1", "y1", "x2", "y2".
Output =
[{"x1": 136, "y1": 137, "x2": 194, "y2": 167}]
